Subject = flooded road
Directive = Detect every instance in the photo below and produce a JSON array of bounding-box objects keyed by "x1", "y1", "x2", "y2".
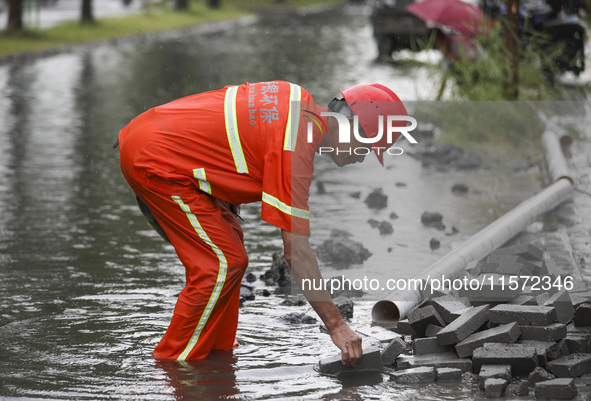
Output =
[{"x1": 0, "y1": 5, "x2": 548, "y2": 400}]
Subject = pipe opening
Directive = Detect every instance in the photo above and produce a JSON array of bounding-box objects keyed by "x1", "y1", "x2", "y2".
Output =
[
  {"x1": 371, "y1": 300, "x2": 400, "y2": 325},
  {"x1": 559, "y1": 134, "x2": 573, "y2": 148}
]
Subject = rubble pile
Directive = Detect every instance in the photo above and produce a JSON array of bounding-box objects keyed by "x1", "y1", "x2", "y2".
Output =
[
  {"x1": 318, "y1": 242, "x2": 591, "y2": 399},
  {"x1": 259, "y1": 251, "x2": 291, "y2": 287},
  {"x1": 364, "y1": 188, "x2": 388, "y2": 210},
  {"x1": 315, "y1": 229, "x2": 372, "y2": 268}
]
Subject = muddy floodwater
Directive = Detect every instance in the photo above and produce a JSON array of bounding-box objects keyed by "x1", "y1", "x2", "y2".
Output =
[{"x1": 0, "y1": 5, "x2": 555, "y2": 400}]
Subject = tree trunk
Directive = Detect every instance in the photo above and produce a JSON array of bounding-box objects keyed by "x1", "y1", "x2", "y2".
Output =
[
  {"x1": 206, "y1": 0, "x2": 221, "y2": 8},
  {"x1": 503, "y1": 0, "x2": 520, "y2": 100},
  {"x1": 173, "y1": 0, "x2": 189, "y2": 10},
  {"x1": 7, "y1": 0, "x2": 24, "y2": 31},
  {"x1": 81, "y1": 0, "x2": 95, "y2": 25}
]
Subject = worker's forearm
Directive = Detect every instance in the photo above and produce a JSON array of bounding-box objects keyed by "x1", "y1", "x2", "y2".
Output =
[
  {"x1": 308, "y1": 298, "x2": 347, "y2": 332},
  {"x1": 282, "y1": 230, "x2": 363, "y2": 366},
  {"x1": 287, "y1": 242, "x2": 345, "y2": 331}
]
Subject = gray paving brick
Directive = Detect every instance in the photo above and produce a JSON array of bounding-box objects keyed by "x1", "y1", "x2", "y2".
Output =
[
  {"x1": 571, "y1": 293, "x2": 591, "y2": 308},
  {"x1": 437, "y1": 305, "x2": 489, "y2": 346},
  {"x1": 478, "y1": 364, "x2": 511, "y2": 390},
  {"x1": 544, "y1": 289, "x2": 575, "y2": 324},
  {"x1": 557, "y1": 338, "x2": 570, "y2": 356},
  {"x1": 395, "y1": 352, "x2": 472, "y2": 372},
  {"x1": 318, "y1": 346, "x2": 383, "y2": 376},
  {"x1": 357, "y1": 326, "x2": 400, "y2": 343},
  {"x1": 408, "y1": 305, "x2": 445, "y2": 337},
  {"x1": 428, "y1": 295, "x2": 471, "y2": 324},
  {"x1": 448, "y1": 306, "x2": 472, "y2": 322},
  {"x1": 510, "y1": 379, "x2": 529, "y2": 396},
  {"x1": 389, "y1": 366, "x2": 435, "y2": 383},
  {"x1": 472, "y1": 343, "x2": 538, "y2": 376},
  {"x1": 436, "y1": 367, "x2": 462, "y2": 382},
  {"x1": 413, "y1": 337, "x2": 453, "y2": 355},
  {"x1": 425, "y1": 324, "x2": 443, "y2": 337},
  {"x1": 519, "y1": 323, "x2": 567, "y2": 341},
  {"x1": 528, "y1": 366, "x2": 556, "y2": 384},
  {"x1": 484, "y1": 378, "x2": 508, "y2": 398},
  {"x1": 534, "y1": 378, "x2": 578, "y2": 399},
  {"x1": 489, "y1": 304, "x2": 558, "y2": 326},
  {"x1": 565, "y1": 334, "x2": 589, "y2": 353},
  {"x1": 547, "y1": 353, "x2": 591, "y2": 378},
  {"x1": 394, "y1": 319, "x2": 417, "y2": 336},
  {"x1": 455, "y1": 322, "x2": 520, "y2": 358},
  {"x1": 519, "y1": 340, "x2": 561, "y2": 367},
  {"x1": 574, "y1": 303, "x2": 591, "y2": 327},
  {"x1": 458, "y1": 274, "x2": 521, "y2": 303},
  {"x1": 381, "y1": 336, "x2": 407, "y2": 366}
]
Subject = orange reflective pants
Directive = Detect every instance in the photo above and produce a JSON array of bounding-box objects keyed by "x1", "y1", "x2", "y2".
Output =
[{"x1": 121, "y1": 167, "x2": 248, "y2": 361}]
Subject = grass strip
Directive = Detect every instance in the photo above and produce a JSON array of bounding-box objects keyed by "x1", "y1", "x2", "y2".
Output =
[{"x1": 0, "y1": 0, "x2": 341, "y2": 58}]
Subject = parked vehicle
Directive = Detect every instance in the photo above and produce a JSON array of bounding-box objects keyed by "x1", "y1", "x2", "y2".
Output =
[
  {"x1": 370, "y1": 0, "x2": 432, "y2": 57},
  {"x1": 481, "y1": 0, "x2": 586, "y2": 75}
]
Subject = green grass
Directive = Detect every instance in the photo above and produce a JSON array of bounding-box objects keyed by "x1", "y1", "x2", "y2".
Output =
[
  {"x1": 440, "y1": 27, "x2": 561, "y2": 102},
  {"x1": 0, "y1": 0, "x2": 342, "y2": 58},
  {"x1": 404, "y1": 25, "x2": 570, "y2": 162}
]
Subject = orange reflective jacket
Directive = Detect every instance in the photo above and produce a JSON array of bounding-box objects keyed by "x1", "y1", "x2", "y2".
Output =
[{"x1": 119, "y1": 81, "x2": 326, "y2": 235}]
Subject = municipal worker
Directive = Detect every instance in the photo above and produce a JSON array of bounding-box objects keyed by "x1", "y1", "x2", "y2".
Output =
[{"x1": 117, "y1": 81, "x2": 407, "y2": 365}]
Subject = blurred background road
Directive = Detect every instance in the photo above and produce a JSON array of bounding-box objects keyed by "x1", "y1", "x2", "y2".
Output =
[{"x1": 0, "y1": 0, "x2": 152, "y2": 29}]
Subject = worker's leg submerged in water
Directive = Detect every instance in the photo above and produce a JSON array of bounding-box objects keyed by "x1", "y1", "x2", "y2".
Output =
[{"x1": 123, "y1": 177, "x2": 248, "y2": 360}]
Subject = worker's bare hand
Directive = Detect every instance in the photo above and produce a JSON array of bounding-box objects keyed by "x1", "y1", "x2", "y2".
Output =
[{"x1": 329, "y1": 322, "x2": 363, "y2": 367}]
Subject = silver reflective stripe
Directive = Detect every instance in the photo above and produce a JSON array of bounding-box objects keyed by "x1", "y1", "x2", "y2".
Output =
[
  {"x1": 193, "y1": 168, "x2": 211, "y2": 194},
  {"x1": 283, "y1": 83, "x2": 302, "y2": 151},
  {"x1": 224, "y1": 86, "x2": 249, "y2": 174},
  {"x1": 262, "y1": 192, "x2": 309, "y2": 220},
  {"x1": 172, "y1": 195, "x2": 228, "y2": 361}
]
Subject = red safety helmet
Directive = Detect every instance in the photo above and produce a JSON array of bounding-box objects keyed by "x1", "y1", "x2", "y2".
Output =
[{"x1": 340, "y1": 84, "x2": 408, "y2": 166}]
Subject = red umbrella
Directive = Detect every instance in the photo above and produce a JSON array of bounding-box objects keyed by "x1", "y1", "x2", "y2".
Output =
[{"x1": 406, "y1": 0, "x2": 490, "y2": 36}]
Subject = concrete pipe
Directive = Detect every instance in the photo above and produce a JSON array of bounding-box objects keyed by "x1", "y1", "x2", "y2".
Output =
[{"x1": 372, "y1": 130, "x2": 574, "y2": 325}]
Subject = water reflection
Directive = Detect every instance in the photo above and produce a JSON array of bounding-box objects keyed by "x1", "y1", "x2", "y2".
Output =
[
  {"x1": 156, "y1": 350, "x2": 239, "y2": 400},
  {"x1": 2, "y1": 64, "x2": 35, "y2": 264}
]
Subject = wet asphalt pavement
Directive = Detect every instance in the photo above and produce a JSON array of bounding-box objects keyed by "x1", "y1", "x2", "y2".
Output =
[{"x1": 1, "y1": 2, "x2": 591, "y2": 399}]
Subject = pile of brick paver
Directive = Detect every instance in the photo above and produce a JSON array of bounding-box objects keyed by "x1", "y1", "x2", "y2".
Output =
[{"x1": 319, "y1": 241, "x2": 591, "y2": 399}]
